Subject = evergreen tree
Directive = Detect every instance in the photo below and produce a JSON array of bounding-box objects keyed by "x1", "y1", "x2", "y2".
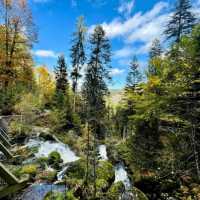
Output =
[
  {"x1": 164, "y1": 0, "x2": 196, "y2": 43},
  {"x1": 126, "y1": 56, "x2": 142, "y2": 90},
  {"x1": 82, "y1": 25, "x2": 111, "y2": 198},
  {"x1": 70, "y1": 16, "x2": 87, "y2": 111},
  {"x1": 55, "y1": 55, "x2": 68, "y2": 93},
  {"x1": 148, "y1": 39, "x2": 162, "y2": 76},
  {"x1": 83, "y1": 25, "x2": 111, "y2": 121},
  {"x1": 54, "y1": 55, "x2": 68, "y2": 108}
]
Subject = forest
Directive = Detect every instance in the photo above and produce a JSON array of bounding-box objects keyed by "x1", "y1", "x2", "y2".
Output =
[{"x1": 0, "y1": 0, "x2": 199, "y2": 199}]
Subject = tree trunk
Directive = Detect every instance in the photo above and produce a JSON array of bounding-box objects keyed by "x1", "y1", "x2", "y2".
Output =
[{"x1": 191, "y1": 124, "x2": 200, "y2": 179}]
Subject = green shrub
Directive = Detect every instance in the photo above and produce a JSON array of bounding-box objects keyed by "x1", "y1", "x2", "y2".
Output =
[
  {"x1": 66, "y1": 191, "x2": 78, "y2": 200},
  {"x1": 21, "y1": 164, "x2": 37, "y2": 177},
  {"x1": 9, "y1": 120, "x2": 32, "y2": 136},
  {"x1": 48, "y1": 151, "x2": 63, "y2": 169},
  {"x1": 97, "y1": 161, "x2": 115, "y2": 183},
  {"x1": 66, "y1": 159, "x2": 86, "y2": 180}
]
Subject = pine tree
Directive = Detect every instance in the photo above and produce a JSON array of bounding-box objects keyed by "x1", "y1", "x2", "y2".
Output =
[
  {"x1": 82, "y1": 25, "x2": 111, "y2": 198},
  {"x1": 148, "y1": 39, "x2": 162, "y2": 76},
  {"x1": 70, "y1": 16, "x2": 87, "y2": 112},
  {"x1": 55, "y1": 55, "x2": 68, "y2": 93},
  {"x1": 126, "y1": 56, "x2": 142, "y2": 90},
  {"x1": 164, "y1": 0, "x2": 196, "y2": 43},
  {"x1": 54, "y1": 55, "x2": 68, "y2": 108},
  {"x1": 83, "y1": 25, "x2": 111, "y2": 121}
]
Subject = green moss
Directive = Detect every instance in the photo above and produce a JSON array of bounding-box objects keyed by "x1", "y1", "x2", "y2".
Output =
[
  {"x1": 36, "y1": 170, "x2": 57, "y2": 182},
  {"x1": 132, "y1": 187, "x2": 149, "y2": 200},
  {"x1": 107, "y1": 181, "x2": 125, "y2": 200},
  {"x1": 66, "y1": 178, "x2": 83, "y2": 189},
  {"x1": 9, "y1": 120, "x2": 32, "y2": 136},
  {"x1": 20, "y1": 164, "x2": 37, "y2": 177},
  {"x1": 48, "y1": 151, "x2": 63, "y2": 169},
  {"x1": 66, "y1": 159, "x2": 87, "y2": 180},
  {"x1": 44, "y1": 192, "x2": 64, "y2": 200},
  {"x1": 97, "y1": 161, "x2": 115, "y2": 182},
  {"x1": 96, "y1": 178, "x2": 109, "y2": 192},
  {"x1": 43, "y1": 190, "x2": 78, "y2": 200},
  {"x1": 37, "y1": 157, "x2": 49, "y2": 169},
  {"x1": 66, "y1": 191, "x2": 78, "y2": 200}
]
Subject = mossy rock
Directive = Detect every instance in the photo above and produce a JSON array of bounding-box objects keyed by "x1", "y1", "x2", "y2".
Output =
[
  {"x1": 36, "y1": 170, "x2": 57, "y2": 182},
  {"x1": 44, "y1": 191, "x2": 64, "y2": 200},
  {"x1": 135, "y1": 175, "x2": 160, "y2": 199},
  {"x1": 48, "y1": 151, "x2": 63, "y2": 169},
  {"x1": 20, "y1": 164, "x2": 38, "y2": 178},
  {"x1": 65, "y1": 178, "x2": 83, "y2": 189},
  {"x1": 66, "y1": 190, "x2": 79, "y2": 200},
  {"x1": 96, "y1": 178, "x2": 109, "y2": 193},
  {"x1": 44, "y1": 190, "x2": 79, "y2": 200},
  {"x1": 37, "y1": 157, "x2": 49, "y2": 169},
  {"x1": 107, "y1": 181, "x2": 125, "y2": 200},
  {"x1": 66, "y1": 159, "x2": 87, "y2": 180},
  {"x1": 132, "y1": 187, "x2": 149, "y2": 200}
]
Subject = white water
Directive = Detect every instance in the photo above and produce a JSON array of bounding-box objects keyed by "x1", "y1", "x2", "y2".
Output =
[
  {"x1": 98, "y1": 144, "x2": 108, "y2": 160},
  {"x1": 98, "y1": 144, "x2": 132, "y2": 190},
  {"x1": 57, "y1": 166, "x2": 69, "y2": 181},
  {"x1": 26, "y1": 138, "x2": 79, "y2": 163},
  {"x1": 114, "y1": 163, "x2": 132, "y2": 190}
]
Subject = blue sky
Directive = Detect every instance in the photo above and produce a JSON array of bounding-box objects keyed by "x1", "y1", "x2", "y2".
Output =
[{"x1": 30, "y1": 0, "x2": 199, "y2": 89}]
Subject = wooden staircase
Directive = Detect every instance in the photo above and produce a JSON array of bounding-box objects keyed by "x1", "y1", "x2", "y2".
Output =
[{"x1": 0, "y1": 117, "x2": 29, "y2": 198}]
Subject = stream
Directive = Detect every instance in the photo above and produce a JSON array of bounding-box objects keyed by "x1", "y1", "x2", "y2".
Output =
[
  {"x1": 25, "y1": 138, "x2": 79, "y2": 163},
  {"x1": 20, "y1": 140, "x2": 132, "y2": 200},
  {"x1": 98, "y1": 144, "x2": 132, "y2": 190}
]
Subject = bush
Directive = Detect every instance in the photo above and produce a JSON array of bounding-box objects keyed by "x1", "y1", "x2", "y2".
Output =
[
  {"x1": 97, "y1": 161, "x2": 115, "y2": 183},
  {"x1": 66, "y1": 159, "x2": 87, "y2": 180},
  {"x1": 9, "y1": 120, "x2": 32, "y2": 136},
  {"x1": 20, "y1": 164, "x2": 37, "y2": 177},
  {"x1": 66, "y1": 191, "x2": 78, "y2": 200},
  {"x1": 48, "y1": 151, "x2": 63, "y2": 169}
]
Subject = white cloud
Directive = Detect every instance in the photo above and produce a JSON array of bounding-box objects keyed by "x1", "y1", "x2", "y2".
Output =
[
  {"x1": 89, "y1": 1, "x2": 169, "y2": 42},
  {"x1": 33, "y1": 50, "x2": 58, "y2": 58},
  {"x1": 110, "y1": 68, "x2": 125, "y2": 76},
  {"x1": 89, "y1": 1, "x2": 170, "y2": 59},
  {"x1": 118, "y1": 0, "x2": 134, "y2": 17},
  {"x1": 114, "y1": 41, "x2": 153, "y2": 59},
  {"x1": 114, "y1": 46, "x2": 133, "y2": 58}
]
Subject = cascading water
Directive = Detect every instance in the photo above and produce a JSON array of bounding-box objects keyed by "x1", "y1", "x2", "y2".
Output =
[
  {"x1": 26, "y1": 138, "x2": 79, "y2": 163},
  {"x1": 98, "y1": 144, "x2": 132, "y2": 190},
  {"x1": 98, "y1": 144, "x2": 108, "y2": 160},
  {"x1": 20, "y1": 137, "x2": 79, "y2": 200},
  {"x1": 114, "y1": 163, "x2": 132, "y2": 190}
]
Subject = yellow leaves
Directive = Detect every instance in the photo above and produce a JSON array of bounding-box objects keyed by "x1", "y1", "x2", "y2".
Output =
[
  {"x1": 147, "y1": 76, "x2": 161, "y2": 91},
  {"x1": 35, "y1": 66, "x2": 55, "y2": 105},
  {"x1": 14, "y1": 92, "x2": 39, "y2": 114}
]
